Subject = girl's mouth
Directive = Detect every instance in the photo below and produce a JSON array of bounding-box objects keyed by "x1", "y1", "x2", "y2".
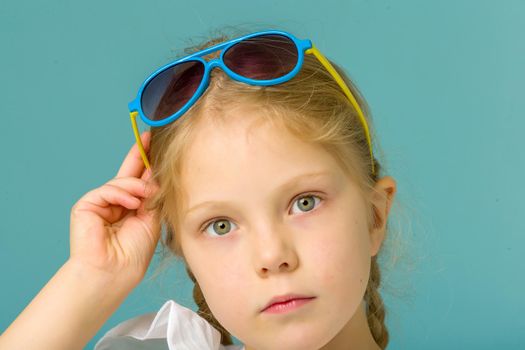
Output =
[{"x1": 261, "y1": 297, "x2": 316, "y2": 314}]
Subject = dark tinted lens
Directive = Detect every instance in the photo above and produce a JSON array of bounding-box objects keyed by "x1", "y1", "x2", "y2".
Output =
[
  {"x1": 223, "y1": 34, "x2": 298, "y2": 81},
  {"x1": 141, "y1": 60, "x2": 205, "y2": 121}
]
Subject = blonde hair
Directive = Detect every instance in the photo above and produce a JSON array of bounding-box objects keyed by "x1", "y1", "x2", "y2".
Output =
[{"x1": 144, "y1": 27, "x2": 396, "y2": 349}]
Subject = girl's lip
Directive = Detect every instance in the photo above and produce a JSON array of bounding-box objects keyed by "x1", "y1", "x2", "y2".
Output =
[
  {"x1": 261, "y1": 294, "x2": 316, "y2": 312},
  {"x1": 261, "y1": 297, "x2": 316, "y2": 314}
]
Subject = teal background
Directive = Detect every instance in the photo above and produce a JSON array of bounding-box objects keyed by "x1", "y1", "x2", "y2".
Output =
[{"x1": 1, "y1": 0, "x2": 524, "y2": 349}]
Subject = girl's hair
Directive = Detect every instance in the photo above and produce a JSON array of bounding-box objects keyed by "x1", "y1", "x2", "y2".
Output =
[{"x1": 144, "y1": 27, "x2": 392, "y2": 349}]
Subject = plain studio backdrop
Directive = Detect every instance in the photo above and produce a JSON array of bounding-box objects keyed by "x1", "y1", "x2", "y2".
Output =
[{"x1": 1, "y1": 0, "x2": 523, "y2": 349}]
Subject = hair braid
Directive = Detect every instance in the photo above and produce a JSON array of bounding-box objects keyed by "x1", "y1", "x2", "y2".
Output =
[{"x1": 364, "y1": 255, "x2": 389, "y2": 349}]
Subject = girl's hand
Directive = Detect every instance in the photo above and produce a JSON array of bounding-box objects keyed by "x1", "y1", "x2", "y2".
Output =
[{"x1": 68, "y1": 131, "x2": 161, "y2": 289}]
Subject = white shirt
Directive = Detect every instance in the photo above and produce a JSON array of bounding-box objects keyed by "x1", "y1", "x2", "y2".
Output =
[{"x1": 94, "y1": 300, "x2": 245, "y2": 350}]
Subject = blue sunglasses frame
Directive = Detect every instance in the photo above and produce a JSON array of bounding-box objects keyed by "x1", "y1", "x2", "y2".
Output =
[{"x1": 128, "y1": 29, "x2": 375, "y2": 175}]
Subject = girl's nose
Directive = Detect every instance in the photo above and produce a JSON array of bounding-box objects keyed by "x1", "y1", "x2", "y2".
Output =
[{"x1": 250, "y1": 224, "x2": 299, "y2": 278}]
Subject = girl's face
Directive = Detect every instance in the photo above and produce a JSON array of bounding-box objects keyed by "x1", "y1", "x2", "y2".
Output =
[{"x1": 178, "y1": 106, "x2": 387, "y2": 350}]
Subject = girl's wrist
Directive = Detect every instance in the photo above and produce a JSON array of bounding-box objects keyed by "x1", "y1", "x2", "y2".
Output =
[
  {"x1": 56, "y1": 260, "x2": 137, "y2": 345},
  {"x1": 64, "y1": 258, "x2": 141, "y2": 294}
]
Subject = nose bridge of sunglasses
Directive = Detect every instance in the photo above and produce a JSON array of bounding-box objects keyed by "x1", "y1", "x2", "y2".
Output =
[{"x1": 207, "y1": 58, "x2": 223, "y2": 71}]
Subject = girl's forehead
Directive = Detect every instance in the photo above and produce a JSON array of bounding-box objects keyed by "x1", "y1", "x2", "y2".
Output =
[
  {"x1": 183, "y1": 116, "x2": 331, "y2": 174},
  {"x1": 187, "y1": 105, "x2": 312, "y2": 152}
]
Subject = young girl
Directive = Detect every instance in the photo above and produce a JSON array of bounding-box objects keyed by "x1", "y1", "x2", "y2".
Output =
[{"x1": 0, "y1": 28, "x2": 397, "y2": 350}]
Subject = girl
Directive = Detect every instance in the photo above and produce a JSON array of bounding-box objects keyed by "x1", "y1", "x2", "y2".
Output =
[{"x1": 0, "y1": 28, "x2": 397, "y2": 350}]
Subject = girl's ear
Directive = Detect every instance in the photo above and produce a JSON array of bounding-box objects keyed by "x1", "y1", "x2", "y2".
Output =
[{"x1": 368, "y1": 176, "x2": 397, "y2": 257}]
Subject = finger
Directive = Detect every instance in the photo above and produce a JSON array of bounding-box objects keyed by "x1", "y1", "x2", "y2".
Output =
[
  {"x1": 73, "y1": 177, "x2": 158, "y2": 227},
  {"x1": 106, "y1": 177, "x2": 158, "y2": 199},
  {"x1": 77, "y1": 195, "x2": 137, "y2": 225},
  {"x1": 74, "y1": 185, "x2": 141, "y2": 224},
  {"x1": 140, "y1": 167, "x2": 152, "y2": 181},
  {"x1": 84, "y1": 183, "x2": 142, "y2": 207},
  {"x1": 116, "y1": 131, "x2": 151, "y2": 179},
  {"x1": 139, "y1": 165, "x2": 159, "y2": 197}
]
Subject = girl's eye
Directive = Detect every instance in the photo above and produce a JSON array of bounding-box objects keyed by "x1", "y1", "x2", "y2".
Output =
[
  {"x1": 290, "y1": 194, "x2": 322, "y2": 215},
  {"x1": 204, "y1": 219, "x2": 238, "y2": 237},
  {"x1": 202, "y1": 194, "x2": 322, "y2": 237}
]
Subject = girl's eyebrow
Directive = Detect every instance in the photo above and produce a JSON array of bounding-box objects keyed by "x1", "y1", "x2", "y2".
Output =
[{"x1": 185, "y1": 171, "x2": 333, "y2": 216}]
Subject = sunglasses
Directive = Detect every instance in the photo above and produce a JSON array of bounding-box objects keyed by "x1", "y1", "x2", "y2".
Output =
[{"x1": 128, "y1": 29, "x2": 375, "y2": 175}]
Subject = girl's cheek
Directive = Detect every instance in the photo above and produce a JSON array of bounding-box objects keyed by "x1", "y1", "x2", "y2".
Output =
[{"x1": 320, "y1": 252, "x2": 347, "y2": 287}]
